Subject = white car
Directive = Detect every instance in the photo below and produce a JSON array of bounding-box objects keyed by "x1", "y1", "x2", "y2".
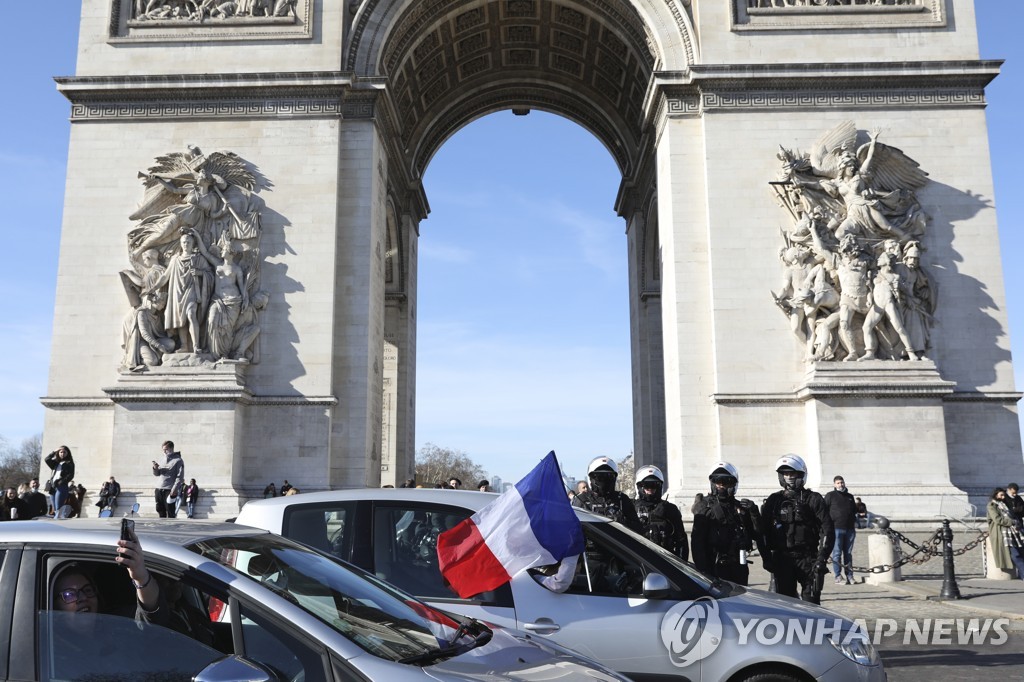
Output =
[
  {"x1": 0, "y1": 518, "x2": 628, "y2": 681},
  {"x1": 236, "y1": 489, "x2": 886, "y2": 682}
]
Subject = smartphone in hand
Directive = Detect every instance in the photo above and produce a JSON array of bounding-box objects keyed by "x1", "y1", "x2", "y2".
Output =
[{"x1": 120, "y1": 517, "x2": 135, "y2": 542}]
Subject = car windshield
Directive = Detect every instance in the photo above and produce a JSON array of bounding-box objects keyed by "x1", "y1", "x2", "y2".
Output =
[
  {"x1": 597, "y1": 521, "x2": 739, "y2": 597},
  {"x1": 187, "y1": 534, "x2": 461, "y2": 662}
]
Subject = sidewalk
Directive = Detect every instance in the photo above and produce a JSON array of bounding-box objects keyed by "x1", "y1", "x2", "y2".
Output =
[{"x1": 741, "y1": 525, "x2": 1024, "y2": 627}]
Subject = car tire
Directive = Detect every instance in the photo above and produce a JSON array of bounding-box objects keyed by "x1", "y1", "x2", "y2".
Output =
[{"x1": 732, "y1": 667, "x2": 805, "y2": 682}]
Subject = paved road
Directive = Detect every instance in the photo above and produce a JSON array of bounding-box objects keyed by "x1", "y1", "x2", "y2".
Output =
[{"x1": 737, "y1": 526, "x2": 1024, "y2": 681}]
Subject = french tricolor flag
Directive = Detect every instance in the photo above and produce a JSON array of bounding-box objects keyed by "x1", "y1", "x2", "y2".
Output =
[{"x1": 437, "y1": 451, "x2": 585, "y2": 599}]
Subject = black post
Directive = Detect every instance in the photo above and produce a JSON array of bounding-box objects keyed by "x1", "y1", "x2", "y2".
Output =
[{"x1": 934, "y1": 519, "x2": 962, "y2": 600}]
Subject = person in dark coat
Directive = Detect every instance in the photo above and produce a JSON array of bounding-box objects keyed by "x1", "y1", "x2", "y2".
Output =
[
  {"x1": 823, "y1": 475, "x2": 858, "y2": 585},
  {"x1": 633, "y1": 465, "x2": 688, "y2": 561}
]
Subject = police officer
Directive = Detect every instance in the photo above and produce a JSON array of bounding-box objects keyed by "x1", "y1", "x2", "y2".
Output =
[
  {"x1": 634, "y1": 465, "x2": 689, "y2": 560},
  {"x1": 573, "y1": 456, "x2": 641, "y2": 532},
  {"x1": 691, "y1": 462, "x2": 767, "y2": 586},
  {"x1": 761, "y1": 455, "x2": 834, "y2": 604}
]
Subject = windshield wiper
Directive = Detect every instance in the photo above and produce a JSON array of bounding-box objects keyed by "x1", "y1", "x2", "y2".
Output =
[{"x1": 398, "y1": 618, "x2": 493, "y2": 666}]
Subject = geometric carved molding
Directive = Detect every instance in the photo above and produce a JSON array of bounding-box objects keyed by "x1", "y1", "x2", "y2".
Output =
[
  {"x1": 659, "y1": 60, "x2": 1000, "y2": 118},
  {"x1": 56, "y1": 73, "x2": 380, "y2": 122},
  {"x1": 108, "y1": 0, "x2": 313, "y2": 42},
  {"x1": 732, "y1": 0, "x2": 945, "y2": 32}
]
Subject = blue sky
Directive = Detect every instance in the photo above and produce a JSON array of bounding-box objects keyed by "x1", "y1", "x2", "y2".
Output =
[{"x1": 1, "y1": 3, "x2": 1020, "y2": 485}]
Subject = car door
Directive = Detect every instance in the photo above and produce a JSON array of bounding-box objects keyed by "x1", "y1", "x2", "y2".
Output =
[
  {"x1": 510, "y1": 523, "x2": 709, "y2": 682},
  {"x1": 369, "y1": 501, "x2": 518, "y2": 628},
  {"x1": 12, "y1": 545, "x2": 344, "y2": 682}
]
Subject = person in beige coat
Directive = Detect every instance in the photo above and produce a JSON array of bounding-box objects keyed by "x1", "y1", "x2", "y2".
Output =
[{"x1": 987, "y1": 488, "x2": 1024, "y2": 579}]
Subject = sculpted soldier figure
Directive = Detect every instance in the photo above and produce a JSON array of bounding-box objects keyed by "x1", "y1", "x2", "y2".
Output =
[
  {"x1": 771, "y1": 121, "x2": 932, "y2": 362},
  {"x1": 121, "y1": 291, "x2": 176, "y2": 370},
  {"x1": 808, "y1": 230, "x2": 874, "y2": 361}
]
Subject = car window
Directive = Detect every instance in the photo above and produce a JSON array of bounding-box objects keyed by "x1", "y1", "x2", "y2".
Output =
[
  {"x1": 239, "y1": 603, "x2": 328, "y2": 682},
  {"x1": 565, "y1": 526, "x2": 648, "y2": 597},
  {"x1": 372, "y1": 503, "x2": 514, "y2": 606},
  {"x1": 188, "y1": 534, "x2": 448, "y2": 662},
  {"x1": 40, "y1": 560, "x2": 224, "y2": 681},
  {"x1": 283, "y1": 502, "x2": 356, "y2": 561},
  {"x1": 590, "y1": 523, "x2": 715, "y2": 600}
]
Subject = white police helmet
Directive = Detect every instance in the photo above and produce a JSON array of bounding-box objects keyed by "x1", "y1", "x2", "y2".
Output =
[
  {"x1": 708, "y1": 461, "x2": 739, "y2": 496},
  {"x1": 635, "y1": 465, "x2": 665, "y2": 502},
  {"x1": 587, "y1": 456, "x2": 618, "y2": 476},
  {"x1": 587, "y1": 456, "x2": 619, "y2": 496},
  {"x1": 774, "y1": 454, "x2": 807, "y2": 490}
]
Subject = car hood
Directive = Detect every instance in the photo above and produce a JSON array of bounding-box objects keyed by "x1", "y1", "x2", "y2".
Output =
[
  {"x1": 424, "y1": 627, "x2": 626, "y2": 681},
  {"x1": 721, "y1": 586, "x2": 851, "y2": 625}
]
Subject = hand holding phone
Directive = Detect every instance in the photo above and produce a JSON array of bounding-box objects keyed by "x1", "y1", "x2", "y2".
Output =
[{"x1": 120, "y1": 517, "x2": 135, "y2": 542}]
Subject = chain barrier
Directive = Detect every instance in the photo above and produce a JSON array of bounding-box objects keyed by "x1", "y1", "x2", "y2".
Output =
[{"x1": 832, "y1": 526, "x2": 989, "y2": 575}]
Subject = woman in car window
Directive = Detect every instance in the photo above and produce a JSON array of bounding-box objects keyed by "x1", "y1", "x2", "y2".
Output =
[{"x1": 52, "y1": 525, "x2": 166, "y2": 625}]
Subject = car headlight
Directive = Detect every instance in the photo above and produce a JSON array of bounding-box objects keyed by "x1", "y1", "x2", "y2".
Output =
[{"x1": 827, "y1": 630, "x2": 879, "y2": 666}]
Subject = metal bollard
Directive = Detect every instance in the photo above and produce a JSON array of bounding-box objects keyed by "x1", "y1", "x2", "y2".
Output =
[
  {"x1": 866, "y1": 527, "x2": 901, "y2": 584},
  {"x1": 929, "y1": 519, "x2": 962, "y2": 601}
]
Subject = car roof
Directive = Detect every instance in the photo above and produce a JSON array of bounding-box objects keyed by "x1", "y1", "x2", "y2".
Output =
[
  {"x1": 238, "y1": 487, "x2": 610, "y2": 522},
  {"x1": 0, "y1": 518, "x2": 270, "y2": 556}
]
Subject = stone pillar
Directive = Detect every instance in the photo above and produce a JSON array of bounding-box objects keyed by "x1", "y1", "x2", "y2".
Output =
[
  {"x1": 655, "y1": 101, "x2": 720, "y2": 492},
  {"x1": 381, "y1": 209, "x2": 419, "y2": 487},
  {"x1": 332, "y1": 107, "x2": 389, "y2": 488},
  {"x1": 625, "y1": 207, "x2": 667, "y2": 472}
]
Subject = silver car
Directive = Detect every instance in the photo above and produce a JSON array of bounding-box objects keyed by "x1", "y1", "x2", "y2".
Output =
[
  {"x1": 236, "y1": 489, "x2": 886, "y2": 682},
  {"x1": 0, "y1": 518, "x2": 629, "y2": 681}
]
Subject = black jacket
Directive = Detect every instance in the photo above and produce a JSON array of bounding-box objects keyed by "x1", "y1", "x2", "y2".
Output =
[
  {"x1": 572, "y1": 490, "x2": 642, "y2": 532},
  {"x1": 692, "y1": 494, "x2": 766, "y2": 572},
  {"x1": 635, "y1": 497, "x2": 689, "y2": 561},
  {"x1": 761, "y1": 488, "x2": 835, "y2": 562},
  {"x1": 823, "y1": 489, "x2": 858, "y2": 530}
]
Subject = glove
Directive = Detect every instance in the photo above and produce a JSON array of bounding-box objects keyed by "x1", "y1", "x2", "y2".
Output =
[
  {"x1": 813, "y1": 560, "x2": 829, "y2": 576},
  {"x1": 761, "y1": 556, "x2": 775, "y2": 573}
]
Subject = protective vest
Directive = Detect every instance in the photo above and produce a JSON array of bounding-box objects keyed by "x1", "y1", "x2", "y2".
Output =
[
  {"x1": 698, "y1": 495, "x2": 754, "y2": 557},
  {"x1": 768, "y1": 489, "x2": 822, "y2": 551},
  {"x1": 636, "y1": 499, "x2": 676, "y2": 550}
]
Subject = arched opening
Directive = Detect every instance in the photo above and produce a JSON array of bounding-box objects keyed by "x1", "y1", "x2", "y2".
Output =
[
  {"x1": 417, "y1": 111, "x2": 631, "y2": 480},
  {"x1": 360, "y1": 0, "x2": 680, "y2": 485}
]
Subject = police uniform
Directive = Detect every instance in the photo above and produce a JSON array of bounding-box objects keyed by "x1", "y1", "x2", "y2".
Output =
[
  {"x1": 692, "y1": 494, "x2": 764, "y2": 585},
  {"x1": 761, "y1": 487, "x2": 834, "y2": 604},
  {"x1": 573, "y1": 489, "x2": 642, "y2": 533},
  {"x1": 635, "y1": 497, "x2": 689, "y2": 560}
]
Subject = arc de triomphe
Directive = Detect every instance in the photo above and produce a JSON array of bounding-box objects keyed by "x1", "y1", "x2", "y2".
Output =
[{"x1": 44, "y1": 0, "x2": 1022, "y2": 516}]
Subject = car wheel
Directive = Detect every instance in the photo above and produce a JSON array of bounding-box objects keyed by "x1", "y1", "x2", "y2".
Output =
[{"x1": 732, "y1": 667, "x2": 805, "y2": 682}]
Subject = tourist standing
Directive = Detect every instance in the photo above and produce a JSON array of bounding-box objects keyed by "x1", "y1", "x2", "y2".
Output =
[
  {"x1": 152, "y1": 440, "x2": 185, "y2": 518},
  {"x1": 988, "y1": 488, "x2": 1024, "y2": 579},
  {"x1": 184, "y1": 479, "x2": 200, "y2": 518},
  {"x1": 44, "y1": 446, "x2": 76, "y2": 516},
  {"x1": 21, "y1": 478, "x2": 49, "y2": 518},
  {"x1": 824, "y1": 475, "x2": 858, "y2": 585}
]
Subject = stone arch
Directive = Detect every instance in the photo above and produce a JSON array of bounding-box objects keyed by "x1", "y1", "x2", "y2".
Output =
[{"x1": 346, "y1": 0, "x2": 696, "y2": 179}]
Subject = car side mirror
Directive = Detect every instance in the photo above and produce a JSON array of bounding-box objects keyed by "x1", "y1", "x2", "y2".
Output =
[
  {"x1": 642, "y1": 572, "x2": 670, "y2": 599},
  {"x1": 194, "y1": 655, "x2": 277, "y2": 682}
]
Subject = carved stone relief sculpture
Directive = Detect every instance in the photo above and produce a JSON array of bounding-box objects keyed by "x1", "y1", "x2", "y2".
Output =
[
  {"x1": 119, "y1": 146, "x2": 267, "y2": 371},
  {"x1": 748, "y1": 0, "x2": 919, "y2": 7},
  {"x1": 130, "y1": 0, "x2": 297, "y2": 22},
  {"x1": 769, "y1": 121, "x2": 935, "y2": 362}
]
